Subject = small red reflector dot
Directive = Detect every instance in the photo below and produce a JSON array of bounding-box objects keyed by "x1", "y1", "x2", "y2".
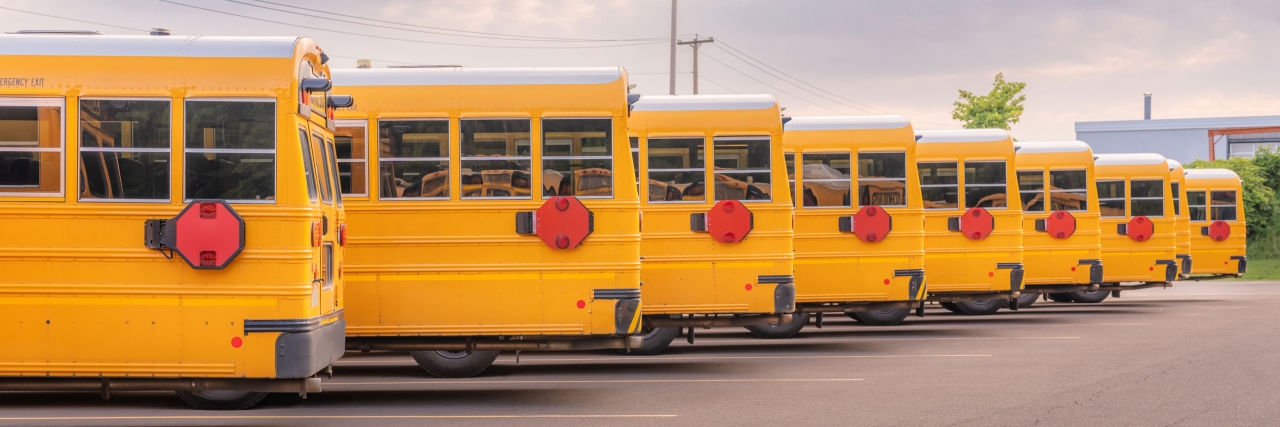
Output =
[
  {"x1": 200, "y1": 251, "x2": 216, "y2": 267},
  {"x1": 200, "y1": 202, "x2": 217, "y2": 219},
  {"x1": 555, "y1": 197, "x2": 570, "y2": 211},
  {"x1": 723, "y1": 201, "x2": 735, "y2": 212},
  {"x1": 867, "y1": 207, "x2": 877, "y2": 216},
  {"x1": 883, "y1": 279, "x2": 890, "y2": 285},
  {"x1": 1071, "y1": 267, "x2": 1077, "y2": 272},
  {"x1": 576, "y1": 300, "x2": 586, "y2": 309},
  {"x1": 556, "y1": 235, "x2": 571, "y2": 249},
  {"x1": 988, "y1": 272, "x2": 994, "y2": 277},
  {"x1": 972, "y1": 232, "x2": 982, "y2": 239},
  {"x1": 722, "y1": 232, "x2": 736, "y2": 243},
  {"x1": 745, "y1": 283, "x2": 753, "y2": 291},
  {"x1": 1149, "y1": 267, "x2": 1154, "y2": 271},
  {"x1": 867, "y1": 232, "x2": 877, "y2": 242},
  {"x1": 1224, "y1": 261, "x2": 1228, "y2": 265},
  {"x1": 231, "y1": 336, "x2": 243, "y2": 348}
]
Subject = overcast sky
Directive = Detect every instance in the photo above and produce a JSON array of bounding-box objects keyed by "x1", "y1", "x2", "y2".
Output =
[{"x1": 3, "y1": 0, "x2": 1278, "y2": 140}]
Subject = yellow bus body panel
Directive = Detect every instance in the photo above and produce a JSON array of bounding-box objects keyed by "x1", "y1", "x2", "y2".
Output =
[
  {"x1": 333, "y1": 68, "x2": 641, "y2": 337},
  {"x1": 1185, "y1": 171, "x2": 1247, "y2": 275},
  {"x1": 0, "y1": 36, "x2": 343, "y2": 378},
  {"x1": 1095, "y1": 156, "x2": 1177, "y2": 282},
  {"x1": 915, "y1": 132, "x2": 1024, "y2": 293},
  {"x1": 1014, "y1": 143, "x2": 1102, "y2": 286},
  {"x1": 782, "y1": 120, "x2": 925, "y2": 304},
  {"x1": 1168, "y1": 161, "x2": 1192, "y2": 273},
  {"x1": 629, "y1": 98, "x2": 794, "y2": 315}
]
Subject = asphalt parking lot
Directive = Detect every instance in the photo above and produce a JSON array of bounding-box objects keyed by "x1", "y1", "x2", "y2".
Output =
[{"x1": 3, "y1": 280, "x2": 1279, "y2": 426}]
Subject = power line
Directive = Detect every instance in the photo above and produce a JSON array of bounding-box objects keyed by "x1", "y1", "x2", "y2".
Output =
[
  {"x1": 0, "y1": 6, "x2": 149, "y2": 33},
  {"x1": 709, "y1": 43, "x2": 883, "y2": 115},
  {"x1": 158, "y1": 0, "x2": 669, "y2": 50},
  {"x1": 250, "y1": 0, "x2": 678, "y2": 43},
  {"x1": 700, "y1": 51, "x2": 845, "y2": 115},
  {"x1": 699, "y1": 73, "x2": 738, "y2": 94},
  {"x1": 224, "y1": 0, "x2": 670, "y2": 43}
]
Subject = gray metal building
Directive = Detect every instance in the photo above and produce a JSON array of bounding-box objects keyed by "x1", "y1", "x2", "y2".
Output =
[{"x1": 1075, "y1": 115, "x2": 1280, "y2": 163}]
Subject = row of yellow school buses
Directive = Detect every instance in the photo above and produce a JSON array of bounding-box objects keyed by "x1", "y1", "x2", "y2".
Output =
[{"x1": 0, "y1": 34, "x2": 1247, "y2": 409}]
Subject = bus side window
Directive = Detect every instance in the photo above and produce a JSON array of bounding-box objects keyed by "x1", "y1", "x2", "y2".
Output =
[
  {"x1": 314, "y1": 132, "x2": 333, "y2": 204},
  {"x1": 1187, "y1": 191, "x2": 1207, "y2": 221},
  {"x1": 785, "y1": 153, "x2": 796, "y2": 207},
  {"x1": 542, "y1": 118, "x2": 613, "y2": 198},
  {"x1": 1171, "y1": 181, "x2": 1181, "y2": 216},
  {"x1": 334, "y1": 124, "x2": 368, "y2": 196},
  {"x1": 0, "y1": 101, "x2": 63, "y2": 196},
  {"x1": 461, "y1": 119, "x2": 532, "y2": 200},
  {"x1": 378, "y1": 120, "x2": 449, "y2": 199},
  {"x1": 184, "y1": 100, "x2": 276, "y2": 202},
  {"x1": 78, "y1": 99, "x2": 170, "y2": 201},
  {"x1": 326, "y1": 138, "x2": 343, "y2": 207},
  {"x1": 298, "y1": 129, "x2": 318, "y2": 203}
]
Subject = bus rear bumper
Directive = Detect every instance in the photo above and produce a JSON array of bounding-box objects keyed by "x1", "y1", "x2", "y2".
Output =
[{"x1": 244, "y1": 311, "x2": 346, "y2": 379}]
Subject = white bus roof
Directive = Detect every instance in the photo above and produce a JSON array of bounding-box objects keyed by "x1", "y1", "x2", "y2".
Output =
[
  {"x1": 1014, "y1": 140, "x2": 1092, "y2": 154},
  {"x1": 1093, "y1": 153, "x2": 1168, "y2": 166},
  {"x1": 332, "y1": 66, "x2": 623, "y2": 86},
  {"x1": 0, "y1": 34, "x2": 301, "y2": 58},
  {"x1": 1184, "y1": 168, "x2": 1240, "y2": 179},
  {"x1": 783, "y1": 115, "x2": 910, "y2": 131},
  {"x1": 915, "y1": 129, "x2": 1010, "y2": 144},
  {"x1": 630, "y1": 94, "x2": 778, "y2": 112},
  {"x1": 1167, "y1": 159, "x2": 1184, "y2": 171}
]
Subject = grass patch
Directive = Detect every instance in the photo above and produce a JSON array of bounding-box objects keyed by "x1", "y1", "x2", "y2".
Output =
[{"x1": 1228, "y1": 257, "x2": 1280, "y2": 281}]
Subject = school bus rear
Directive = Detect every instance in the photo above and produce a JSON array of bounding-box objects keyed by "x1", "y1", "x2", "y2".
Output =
[
  {"x1": 1012, "y1": 141, "x2": 1103, "y2": 302},
  {"x1": 1094, "y1": 154, "x2": 1179, "y2": 285},
  {"x1": 1184, "y1": 168, "x2": 1247, "y2": 277}
]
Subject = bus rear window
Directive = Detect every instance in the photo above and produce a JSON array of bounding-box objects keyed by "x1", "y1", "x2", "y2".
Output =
[
  {"x1": 918, "y1": 162, "x2": 958, "y2": 209},
  {"x1": 1130, "y1": 179, "x2": 1164, "y2": 217},
  {"x1": 184, "y1": 101, "x2": 275, "y2": 202},
  {"x1": 0, "y1": 103, "x2": 62, "y2": 195},
  {"x1": 964, "y1": 161, "x2": 1007, "y2": 209},
  {"x1": 713, "y1": 137, "x2": 771, "y2": 201},
  {"x1": 542, "y1": 118, "x2": 612, "y2": 198}
]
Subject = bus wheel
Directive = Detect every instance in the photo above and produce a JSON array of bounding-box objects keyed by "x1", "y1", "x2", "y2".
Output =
[
  {"x1": 1013, "y1": 292, "x2": 1039, "y2": 308},
  {"x1": 1067, "y1": 290, "x2": 1109, "y2": 304},
  {"x1": 744, "y1": 313, "x2": 810, "y2": 338},
  {"x1": 176, "y1": 390, "x2": 269, "y2": 410},
  {"x1": 410, "y1": 350, "x2": 500, "y2": 378},
  {"x1": 953, "y1": 299, "x2": 1003, "y2": 315},
  {"x1": 621, "y1": 318, "x2": 680, "y2": 356},
  {"x1": 850, "y1": 308, "x2": 911, "y2": 326},
  {"x1": 1047, "y1": 293, "x2": 1075, "y2": 303},
  {"x1": 939, "y1": 302, "x2": 962, "y2": 313}
]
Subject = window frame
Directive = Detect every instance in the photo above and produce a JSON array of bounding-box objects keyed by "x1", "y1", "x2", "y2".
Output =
[
  {"x1": 711, "y1": 135, "x2": 773, "y2": 203},
  {"x1": 918, "y1": 161, "x2": 960, "y2": 210},
  {"x1": 0, "y1": 97, "x2": 66, "y2": 198},
  {"x1": 76, "y1": 97, "x2": 173, "y2": 203},
  {"x1": 784, "y1": 152, "x2": 797, "y2": 207},
  {"x1": 459, "y1": 117, "x2": 533, "y2": 201},
  {"x1": 334, "y1": 119, "x2": 369, "y2": 198},
  {"x1": 540, "y1": 117, "x2": 614, "y2": 200},
  {"x1": 799, "y1": 151, "x2": 851, "y2": 209},
  {"x1": 1128, "y1": 179, "x2": 1165, "y2": 218},
  {"x1": 646, "y1": 136, "x2": 708, "y2": 204},
  {"x1": 377, "y1": 118, "x2": 451, "y2": 201},
  {"x1": 182, "y1": 97, "x2": 278, "y2": 204},
  {"x1": 297, "y1": 127, "x2": 319, "y2": 203},
  {"x1": 1170, "y1": 181, "x2": 1181, "y2": 216},
  {"x1": 1187, "y1": 190, "x2": 1208, "y2": 222},
  {"x1": 313, "y1": 131, "x2": 334, "y2": 205}
]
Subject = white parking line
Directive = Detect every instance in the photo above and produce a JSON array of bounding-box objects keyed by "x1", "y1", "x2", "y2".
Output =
[
  {"x1": 327, "y1": 378, "x2": 864, "y2": 386},
  {"x1": 0, "y1": 414, "x2": 678, "y2": 421}
]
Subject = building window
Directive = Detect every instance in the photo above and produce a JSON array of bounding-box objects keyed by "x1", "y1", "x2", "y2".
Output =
[
  {"x1": 1130, "y1": 179, "x2": 1164, "y2": 217},
  {"x1": 184, "y1": 100, "x2": 275, "y2": 202},
  {"x1": 1187, "y1": 191, "x2": 1207, "y2": 221},
  {"x1": 1170, "y1": 181, "x2": 1181, "y2": 216},
  {"x1": 712, "y1": 137, "x2": 771, "y2": 201},
  {"x1": 965, "y1": 161, "x2": 1007, "y2": 209},
  {"x1": 1097, "y1": 180, "x2": 1126, "y2": 217},
  {"x1": 918, "y1": 162, "x2": 958, "y2": 209},
  {"x1": 785, "y1": 152, "x2": 796, "y2": 207},
  {"x1": 542, "y1": 118, "x2": 612, "y2": 198},
  {"x1": 334, "y1": 122, "x2": 368, "y2": 197},
  {"x1": 1211, "y1": 190, "x2": 1237, "y2": 221},
  {"x1": 800, "y1": 152, "x2": 850, "y2": 208},
  {"x1": 647, "y1": 138, "x2": 705, "y2": 203},
  {"x1": 1050, "y1": 170, "x2": 1088, "y2": 211},
  {"x1": 379, "y1": 120, "x2": 449, "y2": 199},
  {"x1": 1017, "y1": 170, "x2": 1045, "y2": 212},
  {"x1": 859, "y1": 152, "x2": 906, "y2": 207},
  {"x1": 0, "y1": 99, "x2": 63, "y2": 196},
  {"x1": 79, "y1": 99, "x2": 170, "y2": 201},
  {"x1": 460, "y1": 119, "x2": 531, "y2": 199}
]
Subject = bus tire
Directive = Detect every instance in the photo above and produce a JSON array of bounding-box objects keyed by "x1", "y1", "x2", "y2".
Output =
[
  {"x1": 410, "y1": 350, "x2": 500, "y2": 378},
  {"x1": 744, "y1": 313, "x2": 810, "y2": 338},
  {"x1": 622, "y1": 321, "x2": 680, "y2": 356},
  {"x1": 1013, "y1": 292, "x2": 1039, "y2": 308},
  {"x1": 953, "y1": 299, "x2": 1003, "y2": 315},
  {"x1": 939, "y1": 302, "x2": 962, "y2": 313},
  {"x1": 850, "y1": 308, "x2": 911, "y2": 326},
  {"x1": 176, "y1": 390, "x2": 269, "y2": 410},
  {"x1": 1067, "y1": 290, "x2": 1109, "y2": 304},
  {"x1": 1047, "y1": 293, "x2": 1075, "y2": 303}
]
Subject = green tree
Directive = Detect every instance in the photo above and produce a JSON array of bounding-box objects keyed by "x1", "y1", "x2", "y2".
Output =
[{"x1": 952, "y1": 73, "x2": 1026, "y2": 130}]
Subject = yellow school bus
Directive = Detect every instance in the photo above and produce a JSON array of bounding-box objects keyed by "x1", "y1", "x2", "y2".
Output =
[
  {"x1": 914, "y1": 130, "x2": 1024, "y2": 315},
  {"x1": 1086, "y1": 153, "x2": 1179, "y2": 302},
  {"x1": 780, "y1": 116, "x2": 926, "y2": 329},
  {"x1": 1168, "y1": 160, "x2": 1193, "y2": 276},
  {"x1": 1012, "y1": 141, "x2": 1104, "y2": 307},
  {"x1": 1184, "y1": 168, "x2": 1247, "y2": 278},
  {"x1": 331, "y1": 66, "x2": 642, "y2": 377},
  {"x1": 628, "y1": 95, "x2": 795, "y2": 349},
  {"x1": 0, "y1": 33, "x2": 348, "y2": 409}
]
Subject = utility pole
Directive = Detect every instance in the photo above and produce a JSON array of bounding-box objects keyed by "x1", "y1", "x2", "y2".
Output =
[
  {"x1": 678, "y1": 35, "x2": 714, "y2": 94},
  {"x1": 668, "y1": 0, "x2": 677, "y2": 95}
]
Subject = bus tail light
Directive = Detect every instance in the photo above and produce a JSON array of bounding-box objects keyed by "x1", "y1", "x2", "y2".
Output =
[
  {"x1": 1202, "y1": 220, "x2": 1230, "y2": 241},
  {"x1": 515, "y1": 196, "x2": 594, "y2": 250},
  {"x1": 143, "y1": 199, "x2": 245, "y2": 270},
  {"x1": 338, "y1": 223, "x2": 348, "y2": 246},
  {"x1": 312, "y1": 221, "x2": 323, "y2": 247}
]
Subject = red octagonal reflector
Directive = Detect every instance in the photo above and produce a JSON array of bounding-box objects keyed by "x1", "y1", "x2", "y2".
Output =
[
  {"x1": 706, "y1": 200, "x2": 753, "y2": 244},
  {"x1": 1127, "y1": 216, "x2": 1154, "y2": 242},
  {"x1": 535, "y1": 196, "x2": 593, "y2": 249},
  {"x1": 1207, "y1": 220, "x2": 1231, "y2": 241},
  {"x1": 173, "y1": 200, "x2": 245, "y2": 270},
  {"x1": 961, "y1": 207, "x2": 995, "y2": 240},
  {"x1": 853, "y1": 205, "x2": 891, "y2": 243},
  {"x1": 1046, "y1": 210, "x2": 1076, "y2": 239}
]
